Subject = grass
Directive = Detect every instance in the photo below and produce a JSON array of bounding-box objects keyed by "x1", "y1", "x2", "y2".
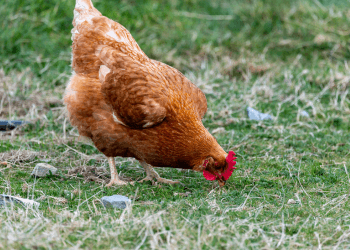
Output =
[{"x1": 1, "y1": 0, "x2": 350, "y2": 248}]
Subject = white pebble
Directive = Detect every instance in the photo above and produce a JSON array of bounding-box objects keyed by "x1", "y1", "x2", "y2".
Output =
[
  {"x1": 300, "y1": 110, "x2": 309, "y2": 117},
  {"x1": 287, "y1": 198, "x2": 296, "y2": 204},
  {"x1": 31, "y1": 163, "x2": 57, "y2": 177},
  {"x1": 0, "y1": 194, "x2": 40, "y2": 208},
  {"x1": 247, "y1": 107, "x2": 272, "y2": 121},
  {"x1": 101, "y1": 195, "x2": 131, "y2": 209}
]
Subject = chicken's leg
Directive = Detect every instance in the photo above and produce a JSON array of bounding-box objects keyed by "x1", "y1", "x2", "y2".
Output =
[
  {"x1": 106, "y1": 157, "x2": 128, "y2": 186},
  {"x1": 138, "y1": 161, "x2": 180, "y2": 184}
]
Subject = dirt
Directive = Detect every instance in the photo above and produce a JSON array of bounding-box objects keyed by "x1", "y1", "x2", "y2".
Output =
[
  {"x1": 67, "y1": 165, "x2": 135, "y2": 184},
  {"x1": 0, "y1": 150, "x2": 47, "y2": 163},
  {"x1": 67, "y1": 166, "x2": 109, "y2": 184}
]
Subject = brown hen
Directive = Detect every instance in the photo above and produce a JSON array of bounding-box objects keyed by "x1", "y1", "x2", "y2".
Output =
[{"x1": 64, "y1": 0, "x2": 236, "y2": 187}]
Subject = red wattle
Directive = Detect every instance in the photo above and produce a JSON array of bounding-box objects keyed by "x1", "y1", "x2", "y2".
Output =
[{"x1": 203, "y1": 170, "x2": 216, "y2": 180}]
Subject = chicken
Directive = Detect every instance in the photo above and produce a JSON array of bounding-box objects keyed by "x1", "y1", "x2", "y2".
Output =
[{"x1": 64, "y1": 0, "x2": 237, "y2": 187}]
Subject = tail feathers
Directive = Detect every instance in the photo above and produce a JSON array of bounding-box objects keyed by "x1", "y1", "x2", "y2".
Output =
[
  {"x1": 75, "y1": 0, "x2": 94, "y2": 11},
  {"x1": 72, "y1": 0, "x2": 101, "y2": 41},
  {"x1": 71, "y1": 0, "x2": 147, "y2": 79},
  {"x1": 71, "y1": 0, "x2": 102, "y2": 77}
]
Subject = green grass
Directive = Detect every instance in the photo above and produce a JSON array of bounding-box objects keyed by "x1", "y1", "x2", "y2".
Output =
[{"x1": 1, "y1": 0, "x2": 350, "y2": 249}]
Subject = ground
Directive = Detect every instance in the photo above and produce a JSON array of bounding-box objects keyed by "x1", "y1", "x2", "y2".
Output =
[{"x1": 1, "y1": 0, "x2": 350, "y2": 249}]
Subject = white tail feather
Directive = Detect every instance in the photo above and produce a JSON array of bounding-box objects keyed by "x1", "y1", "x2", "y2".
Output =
[
  {"x1": 72, "y1": 0, "x2": 100, "y2": 41},
  {"x1": 75, "y1": 0, "x2": 94, "y2": 11}
]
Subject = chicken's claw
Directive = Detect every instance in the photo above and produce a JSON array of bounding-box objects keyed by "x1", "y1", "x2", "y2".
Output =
[
  {"x1": 138, "y1": 176, "x2": 180, "y2": 185},
  {"x1": 156, "y1": 177, "x2": 180, "y2": 185},
  {"x1": 139, "y1": 161, "x2": 181, "y2": 185},
  {"x1": 138, "y1": 176, "x2": 155, "y2": 184},
  {"x1": 105, "y1": 157, "x2": 135, "y2": 187},
  {"x1": 106, "y1": 179, "x2": 128, "y2": 187}
]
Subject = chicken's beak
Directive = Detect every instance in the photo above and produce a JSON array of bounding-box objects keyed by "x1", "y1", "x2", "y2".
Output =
[{"x1": 218, "y1": 178, "x2": 226, "y2": 187}]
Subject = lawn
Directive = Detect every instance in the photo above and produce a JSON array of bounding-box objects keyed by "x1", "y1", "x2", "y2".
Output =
[{"x1": 1, "y1": 0, "x2": 350, "y2": 249}]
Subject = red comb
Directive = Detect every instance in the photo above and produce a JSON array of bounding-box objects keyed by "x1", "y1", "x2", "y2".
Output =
[{"x1": 203, "y1": 151, "x2": 237, "y2": 181}]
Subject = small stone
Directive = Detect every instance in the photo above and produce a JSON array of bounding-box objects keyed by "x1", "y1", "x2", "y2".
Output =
[
  {"x1": 0, "y1": 194, "x2": 40, "y2": 208},
  {"x1": 101, "y1": 195, "x2": 131, "y2": 209},
  {"x1": 31, "y1": 163, "x2": 57, "y2": 177},
  {"x1": 287, "y1": 198, "x2": 296, "y2": 204},
  {"x1": 174, "y1": 192, "x2": 191, "y2": 197},
  {"x1": 247, "y1": 107, "x2": 272, "y2": 121},
  {"x1": 300, "y1": 110, "x2": 309, "y2": 117},
  {"x1": 64, "y1": 190, "x2": 74, "y2": 200},
  {"x1": 335, "y1": 72, "x2": 345, "y2": 81},
  {"x1": 314, "y1": 34, "x2": 333, "y2": 44},
  {"x1": 0, "y1": 120, "x2": 30, "y2": 132}
]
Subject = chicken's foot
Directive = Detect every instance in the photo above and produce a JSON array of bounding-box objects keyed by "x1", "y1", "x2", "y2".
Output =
[
  {"x1": 106, "y1": 157, "x2": 130, "y2": 187},
  {"x1": 139, "y1": 161, "x2": 180, "y2": 185}
]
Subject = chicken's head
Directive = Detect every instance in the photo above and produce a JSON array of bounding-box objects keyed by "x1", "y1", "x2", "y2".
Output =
[{"x1": 203, "y1": 151, "x2": 237, "y2": 187}]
